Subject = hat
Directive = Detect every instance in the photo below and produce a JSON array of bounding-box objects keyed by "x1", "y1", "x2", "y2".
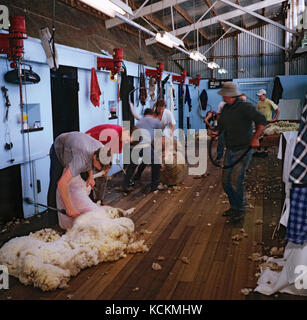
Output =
[
  {"x1": 98, "y1": 146, "x2": 113, "y2": 166},
  {"x1": 256, "y1": 89, "x2": 266, "y2": 96},
  {"x1": 217, "y1": 82, "x2": 242, "y2": 97}
]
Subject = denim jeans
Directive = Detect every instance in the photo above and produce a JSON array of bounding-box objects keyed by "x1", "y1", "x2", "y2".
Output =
[
  {"x1": 124, "y1": 146, "x2": 161, "y2": 189},
  {"x1": 217, "y1": 132, "x2": 225, "y2": 158},
  {"x1": 222, "y1": 148, "x2": 253, "y2": 212}
]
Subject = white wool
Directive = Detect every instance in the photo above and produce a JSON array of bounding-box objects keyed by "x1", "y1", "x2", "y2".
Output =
[
  {"x1": 0, "y1": 177, "x2": 145, "y2": 291},
  {"x1": 263, "y1": 121, "x2": 300, "y2": 136}
]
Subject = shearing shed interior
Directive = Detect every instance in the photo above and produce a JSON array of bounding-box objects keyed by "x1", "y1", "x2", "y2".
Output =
[{"x1": 0, "y1": 0, "x2": 307, "y2": 305}]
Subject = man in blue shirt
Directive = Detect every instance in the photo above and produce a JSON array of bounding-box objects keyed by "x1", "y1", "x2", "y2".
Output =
[{"x1": 123, "y1": 108, "x2": 162, "y2": 192}]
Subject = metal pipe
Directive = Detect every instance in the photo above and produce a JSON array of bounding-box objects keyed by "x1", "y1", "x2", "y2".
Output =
[
  {"x1": 115, "y1": 13, "x2": 156, "y2": 37},
  {"x1": 181, "y1": 1, "x2": 217, "y2": 40}
]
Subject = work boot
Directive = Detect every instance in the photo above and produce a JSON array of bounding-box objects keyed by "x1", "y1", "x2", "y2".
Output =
[
  {"x1": 128, "y1": 179, "x2": 135, "y2": 187},
  {"x1": 121, "y1": 185, "x2": 134, "y2": 193},
  {"x1": 258, "y1": 151, "x2": 268, "y2": 158},
  {"x1": 222, "y1": 208, "x2": 235, "y2": 217},
  {"x1": 229, "y1": 210, "x2": 245, "y2": 223}
]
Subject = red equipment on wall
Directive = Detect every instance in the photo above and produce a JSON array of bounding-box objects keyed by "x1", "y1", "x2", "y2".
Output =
[
  {"x1": 0, "y1": 16, "x2": 28, "y2": 69},
  {"x1": 145, "y1": 62, "x2": 164, "y2": 81},
  {"x1": 97, "y1": 48, "x2": 123, "y2": 80},
  {"x1": 172, "y1": 70, "x2": 187, "y2": 85},
  {"x1": 189, "y1": 74, "x2": 201, "y2": 87}
]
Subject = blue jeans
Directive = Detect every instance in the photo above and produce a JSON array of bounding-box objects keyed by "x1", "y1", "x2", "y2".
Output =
[
  {"x1": 222, "y1": 148, "x2": 253, "y2": 212},
  {"x1": 124, "y1": 147, "x2": 161, "y2": 189},
  {"x1": 217, "y1": 132, "x2": 225, "y2": 158}
]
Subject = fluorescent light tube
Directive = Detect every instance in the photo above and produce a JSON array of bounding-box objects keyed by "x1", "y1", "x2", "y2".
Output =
[
  {"x1": 155, "y1": 32, "x2": 174, "y2": 48},
  {"x1": 80, "y1": 0, "x2": 133, "y2": 18},
  {"x1": 155, "y1": 31, "x2": 184, "y2": 48},
  {"x1": 218, "y1": 68, "x2": 228, "y2": 74},
  {"x1": 208, "y1": 61, "x2": 220, "y2": 69},
  {"x1": 190, "y1": 50, "x2": 207, "y2": 62}
]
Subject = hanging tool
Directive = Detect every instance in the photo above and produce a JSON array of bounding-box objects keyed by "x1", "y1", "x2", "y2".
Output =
[
  {"x1": 172, "y1": 70, "x2": 187, "y2": 85},
  {"x1": 4, "y1": 64, "x2": 40, "y2": 85},
  {"x1": 97, "y1": 48, "x2": 123, "y2": 80},
  {"x1": 208, "y1": 132, "x2": 252, "y2": 169},
  {"x1": 1, "y1": 86, "x2": 15, "y2": 163},
  {"x1": 145, "y1": 62, "x2": 164, "y2": 81},
  {"x1": 0, "y1": 16, "x2": 27, "y2": 69},
  {"x1": 189, "y1": 74, "x2": 201, "y2": 88},
  {"x1": 1, "y1": 86, "x2": 11, "y2": 121},
  {"x1": 24, "y1": 197, "x2": 67, "y2": 215}
]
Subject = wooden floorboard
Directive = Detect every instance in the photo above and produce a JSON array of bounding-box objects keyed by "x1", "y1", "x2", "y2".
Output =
[{"x1": 0, "y1": 148, "x2": 306, "y2": 300}]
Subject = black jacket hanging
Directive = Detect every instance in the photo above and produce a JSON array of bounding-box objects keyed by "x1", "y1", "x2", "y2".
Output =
[
  {"x1": 120, "y1": 68, "x2": 135, "y2": 128},
  {"x1": 199, "y1": 89, "x2": 208, "y2": 110},
  {"x1": 271, "y1": 76, "x2": 283, "y2": 104},
  {"x1": 185, "y1": 85, "x2": 192, "y2": 112}
]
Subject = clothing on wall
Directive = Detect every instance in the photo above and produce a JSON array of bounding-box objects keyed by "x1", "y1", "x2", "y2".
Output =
[
  {"x1": 271, "y1": 76, "x2": 283, "y2": 104},
  {"x1": 168, "y1": 81, "x2": 175, "y2": 116},
  {"x1": 178, "y1": 85, "x2": 184, "y2": 129},
  {"x1": 185, "y1": 85, "x2": 192, "y2": 112},
  {"x1": 161, "y1": 74, "x2": 170, "y2": 99},
  {"x1": 199, "y1": 89, "x2": 208, "y2": 111},
  {"x1": 139, "y1": 73, "x2": 147, "y2": 106},
  {"x1": 90, "y1": 68, "x2": 101, "y2": 107},
  {"x1": 120, "y1": 68, "x2": 135, "y2": 128}
]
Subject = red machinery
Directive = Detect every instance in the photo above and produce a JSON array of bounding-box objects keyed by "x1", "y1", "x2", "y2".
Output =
[
  {"x1": 97, "y1": 48, "x2": 123, "y2": 80},
  {"x1": 172, "y1": 70, "x2": 187, "y2": 85},
  {"x1": 189, "y1": 74, "x2": 201, "y2": 87},
  {"x1": 145, "y1": 62, "x2": 164, "y2": 81},
  {"x1": 0, "y1": 16, "x2": 27, "y2": 69}
]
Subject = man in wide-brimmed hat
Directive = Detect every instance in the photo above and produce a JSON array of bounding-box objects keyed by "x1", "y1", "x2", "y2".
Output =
[{"x1": 210, "y1": 81, "x2": 267, "y2": 223}]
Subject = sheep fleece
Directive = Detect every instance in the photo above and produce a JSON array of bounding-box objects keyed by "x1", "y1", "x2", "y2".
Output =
[{"x1": 0, "y1": 207, "x2": 138, "y2": 291}]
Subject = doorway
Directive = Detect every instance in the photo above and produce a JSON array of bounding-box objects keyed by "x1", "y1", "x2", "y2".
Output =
[
  {"x1": 0, "y1": 165, "x2": 23, "y2": 224},
  {"x1": 50, "y1": 66, "x2": 80, "y2": 140},
  {"x1": 237, "y1": 81, "x2": 270, "y2": 105}
]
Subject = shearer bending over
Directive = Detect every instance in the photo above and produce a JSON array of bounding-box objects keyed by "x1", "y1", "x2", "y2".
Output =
[
  {"x1": 86, "y1": 124, "x2": 130, "y2": 202},
  {"x1": 47, "y1": 131, "x2": 112, "y2": 224}
]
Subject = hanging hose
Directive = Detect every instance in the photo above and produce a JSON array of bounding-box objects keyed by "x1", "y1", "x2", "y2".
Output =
[
  {"x1": 208, "y1": 132, "x2": 252, "y2": 169},
  {"x1": 51, "y1": 0, "x2": 58, "y2": 71}
]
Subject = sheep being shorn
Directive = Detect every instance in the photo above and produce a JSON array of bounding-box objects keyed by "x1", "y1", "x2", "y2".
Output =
[{"x1": 0, "y1": 176, "x2": 148, "y2": 291}]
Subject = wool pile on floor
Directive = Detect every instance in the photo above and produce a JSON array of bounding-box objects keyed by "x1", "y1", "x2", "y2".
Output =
[{"x1": 0, "y1": 176, "x2": 148, "y2": 292}]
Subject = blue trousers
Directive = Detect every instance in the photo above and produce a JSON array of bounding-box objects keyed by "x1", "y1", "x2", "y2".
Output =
[
  {"x1": 222, "y1": 148, "x2": 253, "y2": 212},
  {"x1": 124, "y1": 147, "x2": 161, "y2": 189},
  {"x1": 217, "y1": 132, "x2": 225, "y2": 158}
]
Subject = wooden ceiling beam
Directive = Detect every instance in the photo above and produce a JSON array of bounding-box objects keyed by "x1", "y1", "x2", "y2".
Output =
[
  {"x1": 236, "y1": 0, "x2": 246, "y2": 29},
  {"x1": 173, "y1": 4, "x2": 209, "y2": 42},
  {"x1": 203, "y1": 0, "x2": 228, "y2": 33},
  {"x1": 128, "y1": 0, "x2": 192, "y2": 49},
  {"x1": 58, "y1": 0, "x2": 142, "y2": 39},
  {"x1": 174, "y1": 13, "x2": 285, "y2": 53}
]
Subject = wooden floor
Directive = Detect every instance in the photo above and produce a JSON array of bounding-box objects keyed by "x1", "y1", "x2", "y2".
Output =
[{"x1": 0, "y1": 147, "x2": 306, "y2": 300}]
